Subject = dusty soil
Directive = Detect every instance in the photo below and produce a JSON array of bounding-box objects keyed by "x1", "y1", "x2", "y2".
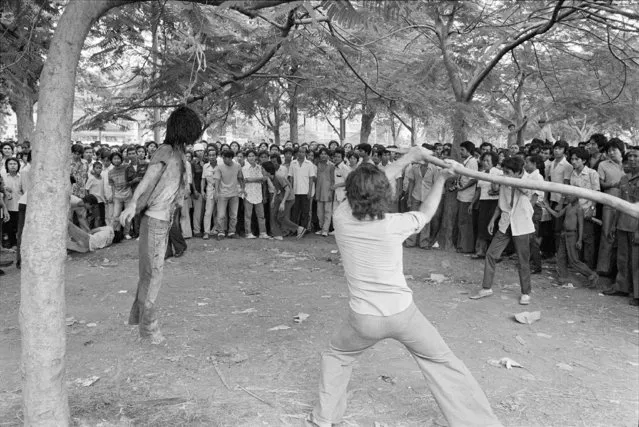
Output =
[{"x1": 1, "y1": 235, "x2": 638, "y2": 426}]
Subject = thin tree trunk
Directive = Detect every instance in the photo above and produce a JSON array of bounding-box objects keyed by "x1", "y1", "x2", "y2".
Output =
[
  {"x1": 10, "y1": 92, "x2": 36, "y2": 143},
  {"x1": 338, "y1": 107, "x2": 346, "y2": 143},
  {"x1": 360, "y1": 108, "x2": 375, "y2": 144},
  {"x1": 410, "y1": 116, "x2": 417, "y2": 146},
  {"x1": 273, "y1": 103, "x2": 281, "y2": 145},
  {"x1": 289, "y1": 92, "x2": 298, "y2": 144},
  {"x1": 20, "y1": 1, "x2": 115, "y2": 425}
]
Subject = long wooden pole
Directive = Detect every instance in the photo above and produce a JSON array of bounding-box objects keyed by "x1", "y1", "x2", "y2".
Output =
[{"x1": 423, "y1": 153, "x2": 639, "y2": 219}]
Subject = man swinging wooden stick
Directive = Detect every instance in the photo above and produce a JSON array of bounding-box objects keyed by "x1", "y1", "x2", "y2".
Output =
[{"x1": 306, "y1": 147, "x2": 503, "y2": 427}]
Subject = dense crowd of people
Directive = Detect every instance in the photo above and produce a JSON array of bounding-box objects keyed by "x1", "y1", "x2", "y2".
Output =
[{"x1": 0, "y1": 134, "x2": 637, "y2": 306}]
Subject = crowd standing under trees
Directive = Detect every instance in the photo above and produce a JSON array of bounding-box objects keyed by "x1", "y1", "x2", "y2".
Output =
[
  {"x1": 1, "y1": 132, "x2": 638, "y2": 309},
  {"x1": 1, "y1": 0, "x2": 639, "y2": 425}
]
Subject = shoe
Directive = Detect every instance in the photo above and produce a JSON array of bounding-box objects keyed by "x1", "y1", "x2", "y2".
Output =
[
  {"x1": 519, "y1": 294, "x2": 531, "y2": 305},
  {"x1": 587, "y1": 273, "x2": 599, "y2": 288},
  {"x1": 125, "y1": 234, "x2": 132, "y2": 240},
  {"x1": 194, "y1": 233, "x2": 203, "y2": 238},
  {"x1": 471, "y1": 254, "x2": 485, "y2": 260},
  {"x1": 329, "y1": 231, "x2": 336, "y2": 236},
  {"x1": 315, "y1": 230, "x2": 323, "y2": 235},
  {"x1": 174, "y1": 250, "x2": 185, "y2": 258},
  {"x1": 246, "y1": 234, "x2": 257, "y2": 239},
  {"x1": 602, "y1": 289, "x2": 627, "y2": 296},
  {"x1": 259, "y1": 233, "x2": 271, "y2": 239},
  {"x1": 216, "y1": 233, "x2": 224, "y2": 241},
  {"x1": 469, "y1": 289, "x2": 493, "y2": 299},
  {"x1": 296, "y1": 227, "x2": 307, "y2": 239},
  {"x1": 203, "y1": 233, "x2": 210, "y2": 240},
  {"x1": 321, "y1": 232, "x2": 328, "y2": 237},
  {"x1": 629, "y1": 299, "x2": 639, "y2": 306},
  {"x1": 273, "y1": 236, "x2": 283, "y2": 241},
  {"x1": 227, "y1": 233, "x2": 237, "y2": 239}
]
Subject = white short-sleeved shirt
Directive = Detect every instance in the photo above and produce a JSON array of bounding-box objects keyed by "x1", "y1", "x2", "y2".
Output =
[
  {"x1": 288, "y1": 159, "x2": 316, "y2": 195},
  {"x1": 546, "y1": 157, "x2": 573, "y2": 202},
  {"x1": 333, "y1": 202, "x2": 428, "y2": 316},
  {"x1": 456, "y1": 156, "x2": 478, "y2": 202}
]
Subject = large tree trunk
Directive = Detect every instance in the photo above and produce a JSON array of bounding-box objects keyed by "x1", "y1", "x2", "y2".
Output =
[
  {"x1": 451, "y1": 106, "x2": 469, "y2": 160},
  {"x1": 360, "y1": 107, "x2": 375, "y2": 144},
  {"x1": 10, "y1": 91, "x2": 36, "y2": 143},
  {"x1": 20, "y1": 1, "x2": 115, "y2": 425}
]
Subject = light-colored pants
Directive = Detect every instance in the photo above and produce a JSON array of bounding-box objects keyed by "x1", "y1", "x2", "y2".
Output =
[
  {"x1": 316, "y1": 200, "x2": 333, "y2": 233},
  {"x1": 203, "y1": 196, "x2": 216, "y2": 234},
  {"x1": 180, "y1": 197, "x2": 192, "y2": 238},
  {"x1": 405, "y1": 196, "x2": 430, "y2": 248},
  {"x1": 244, "y1": 199, "x2": 266, "y2": 236},
  {"x1": 192, "y1": 194, "x2": 204, "y2": 234},
  {"x1": 112, "y1": 197, "x2": 131, "y2": 234},
  {"x1": 313, "y1": 302, "x2": 501, "y2": 427},
  {"x1": 128, "y1": 215, "x2": 171, "y2": 340}
]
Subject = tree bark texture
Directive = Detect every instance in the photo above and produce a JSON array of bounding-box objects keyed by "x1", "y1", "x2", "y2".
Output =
[
  {"x1": 19, "y1": 1, "x2": 116, "y2": 425},
  {"x1": 289, "y1": 89, "x2": 298, "y2": 144},
  {"x1": 359, "y1": 108, "x2": 375, "y2": 144},
  {"x1": 10, "y1": 91, "x2": 36, "y2": 143}
]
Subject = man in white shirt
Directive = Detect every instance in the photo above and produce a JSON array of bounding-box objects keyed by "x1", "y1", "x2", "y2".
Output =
[
  {"x1": 470, "y1": 156, "x2": 535, "y2": 305},
  {"x1": 545, "y1": 140, "x2": 573, "y2": 254},
  {"x1": 288, "y1": 146, "x2": 315, "y2": 238},
  {"x1": 306, "y1": 147, "x2": 502, "y2": 427},
  {"x1": 523, "y1": 155, "x2": 545, "y2": 274}
]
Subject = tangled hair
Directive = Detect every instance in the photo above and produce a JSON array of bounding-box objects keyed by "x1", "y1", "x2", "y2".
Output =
[
  {"x1": 589, "y1": 133, "x2": 607, "y2": 149},
  {"x1": 345, "y1": 163, "x2": 392, "y2": 221},
  {"x1": 164, "y1": 106, "x2": 202, "y2": 149}
]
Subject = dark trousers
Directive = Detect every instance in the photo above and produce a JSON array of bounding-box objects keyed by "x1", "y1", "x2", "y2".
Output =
[
  {"x1": 456, "y1": 201, "x2": 474, "y2": 253},
  {"x1": 581, "y1": 220, "x2": 597, "y2": 269},
  {"x1": 529, "y1": 205, "x2": 542, "y2": 271},
  {"x1": 482, "y1": 228, "x2": 531, "y2": 295},
  {"x1": 16, "y1": 203, "x2": 26, "y2": 267},
  {"x1": 165, "y1": 208, "x2": 187, "y2": 257},
  {"x1": 614, "y1": 231, "x2": 639, "y2": 298},
  {"x1": 291, "y1": 194, "x2": 310, "y2": 228},
  {"x1": 4, "y1": 210, "x2": 19, "y2": 247}
]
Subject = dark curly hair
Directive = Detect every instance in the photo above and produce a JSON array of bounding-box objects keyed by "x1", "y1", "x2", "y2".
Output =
[{"x1": 345, "y1": 163, "x2": 392, "y2": 221}]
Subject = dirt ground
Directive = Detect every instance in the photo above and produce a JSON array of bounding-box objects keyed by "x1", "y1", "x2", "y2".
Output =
[{"x1": 1, "y1": 235, "x2": 638, "y2": 427}]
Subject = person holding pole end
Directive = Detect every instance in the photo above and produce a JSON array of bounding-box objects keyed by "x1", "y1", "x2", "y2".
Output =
[{"x1": 306, "y1": 146, "x2": 502, "y2": 427}]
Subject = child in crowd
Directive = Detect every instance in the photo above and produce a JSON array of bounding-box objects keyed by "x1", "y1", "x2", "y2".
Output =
[
  {"x1": 108, "y1": 152, "x2": 132, "y2": 239},
  {"x1": 541, "y1": 197, "x2": 598, "y2": 287},
  {"x1": 85, "y1": 161, "x2": 106, "y2": 227}
]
